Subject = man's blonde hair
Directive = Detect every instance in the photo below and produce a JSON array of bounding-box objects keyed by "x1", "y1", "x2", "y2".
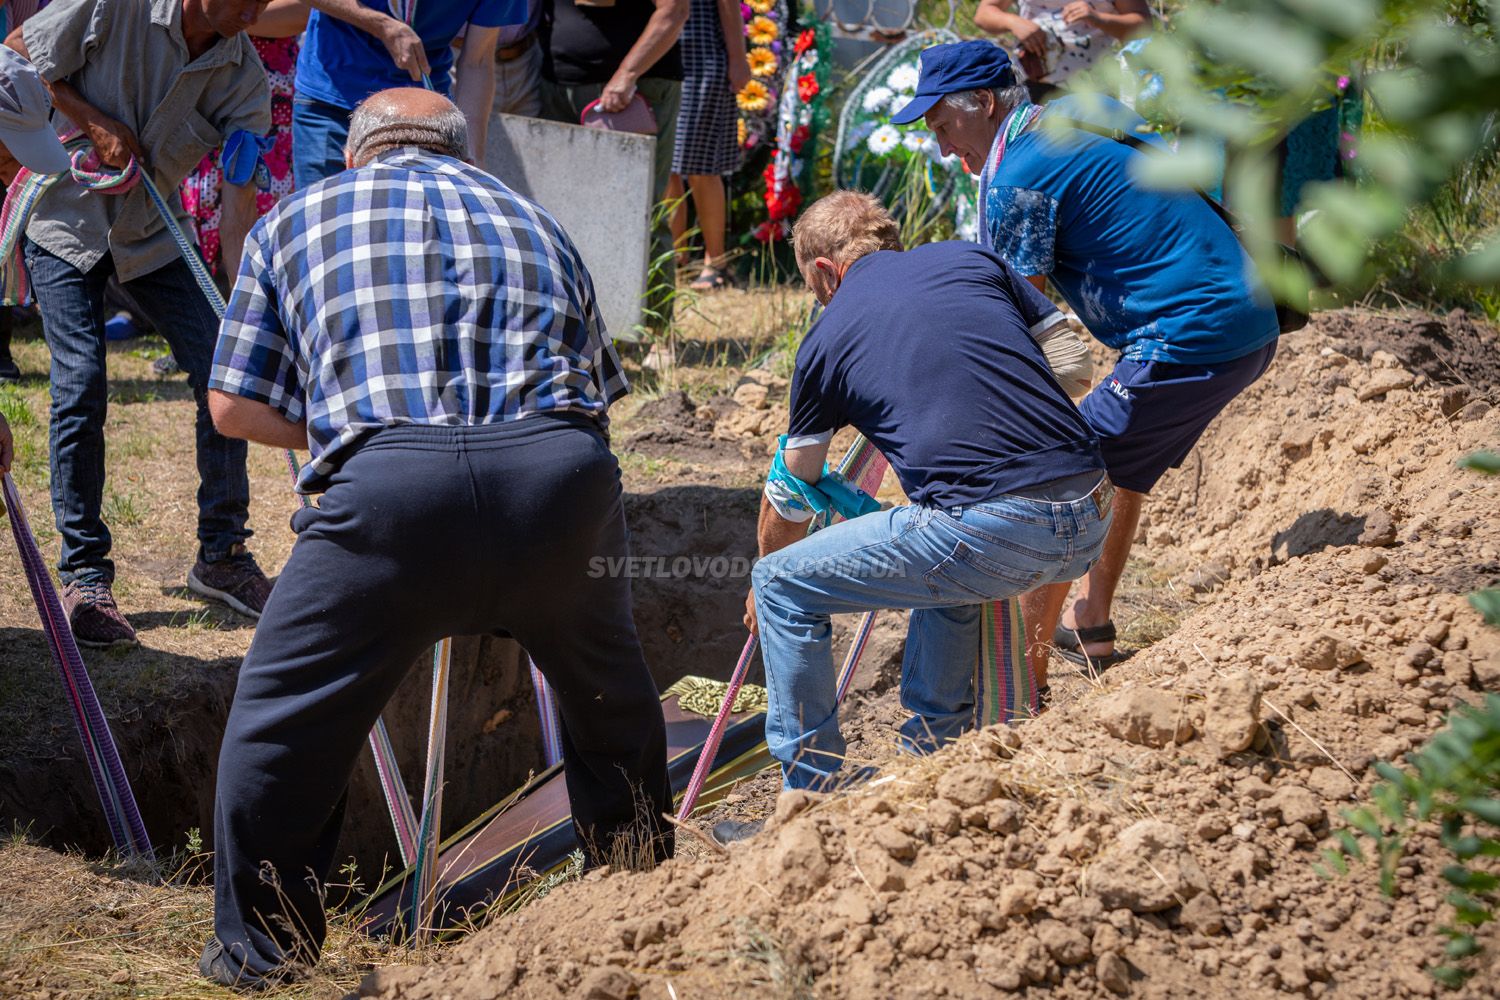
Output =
[{"x1": 792, "y1": 190, "x2": 903, "y2": 272}]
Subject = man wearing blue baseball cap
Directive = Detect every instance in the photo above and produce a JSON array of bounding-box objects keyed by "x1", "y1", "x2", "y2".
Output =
[{"x1": 892, "y1": 39, "x2": 1279, "y2": 686}]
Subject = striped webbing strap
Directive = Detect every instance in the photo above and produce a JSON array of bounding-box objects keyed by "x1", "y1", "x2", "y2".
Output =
[
  {"x1": 0, "y1": 134, "x2": 142, "y2": 306},
  {"x1": 2, "y1": 473, "x2": 153, "y2": 860},
  {"x1": 530, "y1": 658, "x2": 563, "y2": 768}
]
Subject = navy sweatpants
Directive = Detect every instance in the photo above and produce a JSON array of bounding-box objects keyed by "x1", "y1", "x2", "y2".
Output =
[{"x1": 209, "y1": 415, "x2": 672, "y2": 979}]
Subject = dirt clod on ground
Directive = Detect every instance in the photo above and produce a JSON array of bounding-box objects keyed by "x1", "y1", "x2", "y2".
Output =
[{"x1": 356, "y1": 309, "x2": 1500, "y2": 1000}]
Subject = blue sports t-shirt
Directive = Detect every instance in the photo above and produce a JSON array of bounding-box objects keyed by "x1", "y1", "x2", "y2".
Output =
[
  {"x1": 787, "y1": 242, "x2": 1104, "y2": 508},
  {"x1": 296, "y1": 0, "x2": 525, "y2": 109},
  {"x1": 986, "y1": 95, "x2": 1280, "y2": 366}
]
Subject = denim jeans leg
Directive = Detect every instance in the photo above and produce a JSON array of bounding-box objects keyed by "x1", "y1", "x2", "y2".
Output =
[
  {"x1": 24, "y1": 240, "x2": 114, "y2": 583},
  {"x1": 753, "y1": 496, "x2": 1105, "y2": 789},
  {"x1": 122, "y1": 258, "x2": 251, "y2": 561},
  {"x1": 291, "y1": 98, "x2": 352, "y2": 190},
  {"x1": 898, "y1": 604, "x2": 984, "y2": 754},
  {"x1": 752, "y1": 505, "x2": 990, "y2": 789}
]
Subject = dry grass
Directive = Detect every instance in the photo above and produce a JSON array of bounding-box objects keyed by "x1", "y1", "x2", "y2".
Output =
[{"x1": 0, "y1": 834, "x2": 430, "y2": 999}]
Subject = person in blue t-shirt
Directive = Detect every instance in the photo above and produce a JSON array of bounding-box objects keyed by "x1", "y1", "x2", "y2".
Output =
[
  {"x1": 294, "y1": 0, "x2": 524, "y2": 187},
  {"x1": 739, "y1": 190, "x2": 1112, "y2": 798},
  {"x1": 893, "y1": 39, "x2": 1278, "y2": 678}
]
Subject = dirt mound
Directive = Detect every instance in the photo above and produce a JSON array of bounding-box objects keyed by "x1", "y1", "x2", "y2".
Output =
[
  {"x1": 1315, "y1": 307, "x2": 1500, "y2": 390},
  {"x1": 355, "y1": 310, "x2": 1500, "y2": 999}
]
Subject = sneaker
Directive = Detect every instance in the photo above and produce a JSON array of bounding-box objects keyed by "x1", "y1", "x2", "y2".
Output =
[
  {"x1": 187, "y1": 544, "x2": 271, "y2": 619},
  {"x1": 151, "y1": 354, "x2": 180, "y2": 376},
  {"x1": 60, "y1": 578, "x2": 138, "y2": 648},
  {"x1": 199, "y1": 937, "x2": 286, "y2": 992}
]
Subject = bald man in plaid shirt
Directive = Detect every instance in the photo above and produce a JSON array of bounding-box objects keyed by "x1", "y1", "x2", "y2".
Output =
[{"x1": 200, "y1": 87, "x2": 672, "y2": 989}]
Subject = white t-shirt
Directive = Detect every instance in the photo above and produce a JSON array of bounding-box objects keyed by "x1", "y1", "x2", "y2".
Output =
[{"x1": 1017, "y1": 0, "x2": 1117, "y2": 84}]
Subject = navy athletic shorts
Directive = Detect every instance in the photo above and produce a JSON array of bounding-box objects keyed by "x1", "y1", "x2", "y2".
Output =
[{"x1": 1077, "y1": 341, "x2": 1277, "y2": 494}]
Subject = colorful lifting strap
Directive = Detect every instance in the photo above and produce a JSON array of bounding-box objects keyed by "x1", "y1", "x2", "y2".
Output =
[
  {"x1": 0, "y1": 133, "x2": 142, "y2": 306},
  {"x1": 2, "y1": 474, "x2": 154, "y2": 860}
]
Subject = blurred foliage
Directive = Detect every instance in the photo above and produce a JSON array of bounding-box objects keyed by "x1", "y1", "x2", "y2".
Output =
[
  {"x1": 1321, "y1": 694, "x2": 1500, "y2": 988},
  {"x1": 1091, "y1": 0, "x2": 1500, "y2": 312}
]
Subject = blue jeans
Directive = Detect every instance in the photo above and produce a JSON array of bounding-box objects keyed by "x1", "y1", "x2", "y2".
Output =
[
  {"x1": 751, "y1": 480, "x2": 1111, "y2": 789},
  {"x1": 24, "y1": 241, "x2": 251, "y2": 584},
  {"x1": 291, "y1": 97, "x2": 352, "y2": 190}
]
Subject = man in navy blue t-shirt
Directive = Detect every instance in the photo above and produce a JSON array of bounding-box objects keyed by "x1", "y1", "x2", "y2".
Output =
[
  {"x1": 294, "y1": 0, "x2": 524, "y2": 187},
  {"x1": 743, "y1": 191, "x2": 1113, "y2": 794},
  {"x1": 894, "y1": 40, "x2": 1278, "y2": 676}
]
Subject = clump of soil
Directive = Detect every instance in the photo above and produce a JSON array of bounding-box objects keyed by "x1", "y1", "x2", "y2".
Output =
[
  {"x1": 1315, "y1": 307, "x2": 1500, "y2": 389},
  {"x1": 357, "y1": 309, "x2": 1500, "y2": 1000}
]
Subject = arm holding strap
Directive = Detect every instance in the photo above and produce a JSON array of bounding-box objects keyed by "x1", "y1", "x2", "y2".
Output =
[{"x1": 765, "y1": 435, "x2": 882, "y2": 526}]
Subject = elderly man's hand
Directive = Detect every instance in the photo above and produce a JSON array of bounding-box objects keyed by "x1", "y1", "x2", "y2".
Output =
[
  {"x1": 743, "y1": 587, "x2": 759, "y2": 637},
  {"x1": 84, "y1": 113, "x2": 145, "y2": 170},
  {"x1": 1061, "y1": 1, "x2": 1098, "y2": 25},
  {"x1": 1011, "y1": 16, "x2": 1048, "y2": 56},
  {"x1": 379, "y1": 16, "x2": 431, "y2": 82}
]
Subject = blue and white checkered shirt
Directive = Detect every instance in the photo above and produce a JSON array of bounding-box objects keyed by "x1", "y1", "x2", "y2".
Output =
[{"x1": 211, "y1": 147, "x2": 629, "y2": 493}]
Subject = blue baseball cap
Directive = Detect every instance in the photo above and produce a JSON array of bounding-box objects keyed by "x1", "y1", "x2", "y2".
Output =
[{"x1": 890, "y1": 41, "x2": 1016, "y2": 125}]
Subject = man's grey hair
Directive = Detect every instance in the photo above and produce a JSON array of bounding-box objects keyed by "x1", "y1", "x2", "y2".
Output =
[
  {"x1": 941, "y1": 84, "x2": 1028, "y2": 118},
  {"x1": 345, "y1": 98, "x2": 470, "y2": 166}
]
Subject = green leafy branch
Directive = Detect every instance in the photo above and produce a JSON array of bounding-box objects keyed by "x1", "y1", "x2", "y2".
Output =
[{"x1": 1321, "y1": 695, "x2": 1500, "y2": 988}]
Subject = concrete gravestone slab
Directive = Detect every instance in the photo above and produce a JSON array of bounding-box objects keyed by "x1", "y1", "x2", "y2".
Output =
[{"x1": 485, "y1": 113, "x2": 655, "y2": 342}]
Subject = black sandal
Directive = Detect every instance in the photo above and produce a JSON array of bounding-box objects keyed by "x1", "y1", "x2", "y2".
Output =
[
  {"x1": 689, "y1": 265, "x2": 736, "y2": 292},
  {"x1": 1053, "y1": 620, "x2": 1131, "y2": 672}
]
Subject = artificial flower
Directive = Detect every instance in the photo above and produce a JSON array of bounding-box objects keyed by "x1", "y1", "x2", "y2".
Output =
[
  {"x1": 747, "y1": 0, "x2": 775, "y2": 12},
  {"x1": 862, "y1": 86, "x2": 893, "y2": 113},
  {"x1": 887, "y1": 63, "x2": 920, "y2": 93},
  {"x1": 789, "y1": 123, "x2": 810, "y2": 154},
  {"x1": 797, "y1": 72, "x2": 819, "y2": 102},
  {"x1": 741, "y1": 3, "x2": 753, "y2": 20},
  {"x1": 906, "y1": 131, "x2": 941, "y2": 159},
  {"x1": 748, "y1": 47, "x2": 778, "y2": 78},
  {"x1": 736, "y1": 79, "x2": 770, "y2": 113},
  {"x1": 866, "y1": 124, "x2": 901, "y2": 156},
  {"x1": 766, "y1": 181, "x2": 801, "y2": 221},
  {"x1": 747, "y1": 16, "x2": 779, "y2": 45},
  {"x1": 738, "y1": 119, "x2": 748, "y2": 146},
  {"x1": 794, "y1": 28, "x2": 815, "y2": 55},
  {"x1": 753, "y1": 220, "x2": 784, "y2": 242}
]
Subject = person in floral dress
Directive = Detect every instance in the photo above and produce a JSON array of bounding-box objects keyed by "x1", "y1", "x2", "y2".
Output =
[
  {"x1": 181, "y1": 1, "x2": 310, "y2": 279},
  {"x1": 181, "y1": 31, "x2": 303, "y2": 281}
]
